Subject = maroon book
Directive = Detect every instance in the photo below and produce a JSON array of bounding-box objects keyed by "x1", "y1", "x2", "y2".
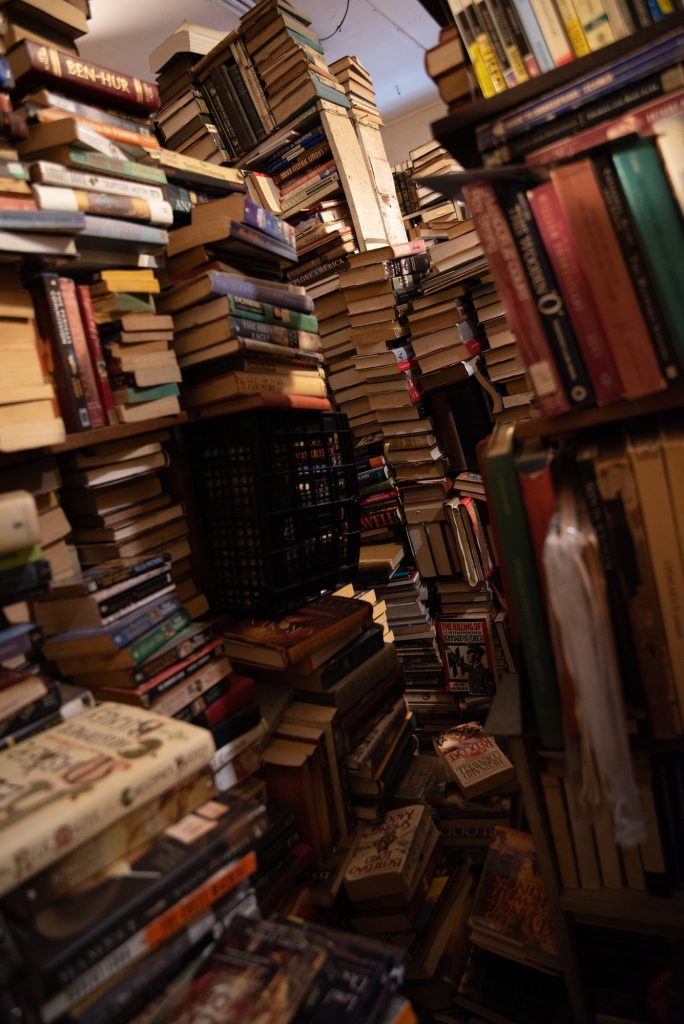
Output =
[
  {"x1": 59, "y1": 277, "x2": 105, "y2": 428},
  {"x1": 75, "y1": 284, "x2": 118, "y2": 426}
]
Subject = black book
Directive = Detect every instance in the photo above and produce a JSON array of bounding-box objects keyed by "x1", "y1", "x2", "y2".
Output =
[
  {"x1": 0, "y1": 559, "x2": 51, "y2": 603},
  {"x1": 209, "y1": 700, "x2": 261, "y2": 749}
]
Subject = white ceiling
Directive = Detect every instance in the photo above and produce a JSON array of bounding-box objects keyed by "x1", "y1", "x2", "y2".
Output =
[{"x1": 79, "y1": 0, "x2": 443, "y2": 121}]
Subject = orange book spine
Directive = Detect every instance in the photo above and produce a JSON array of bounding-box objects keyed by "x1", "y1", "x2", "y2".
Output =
[{"x1": 550, "y1": 161, "x2": 665, "y2": 400}]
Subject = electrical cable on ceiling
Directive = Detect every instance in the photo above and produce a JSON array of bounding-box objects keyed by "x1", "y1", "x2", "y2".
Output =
[{"x1": 320, "y1": 0, "x2": 351, "y2": 40}]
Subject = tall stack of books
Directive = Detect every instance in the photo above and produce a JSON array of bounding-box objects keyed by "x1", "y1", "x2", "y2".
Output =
[
  {"x1": 0, "y1": 270, "x2": 66, "y2": 451},
  {"x1": 408, "y1": 140, "x2": 466, "y2": 237},
  {"x1": 149, "y1": 21, "x2": 234, "y2": 166},
  {"x1": 0, "y1": 0, "x2": 88, "y2": 55},
  {"x1": 329, "y1": 55, "x2": 383, "y2": 127},
  {"x1": 240, "y1": 0, "x2": 350, "y2": 131},
  {"x1": 393, "y1": 159, "x2": 420, "y2": 220},
  {"x1": 56, "y1": 431, "x2": 209, "y2": 615},
  {"x1": 0, "y1": 703, "x2": 270, "y2": 1023},
  {"x1": 160, "y1": 194, "x2": 327, "y2": 414}
]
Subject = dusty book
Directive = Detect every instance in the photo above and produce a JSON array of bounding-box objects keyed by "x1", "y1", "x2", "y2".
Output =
[
  {"x1": 0, "y1": 702, "x2": 215, "y2": 896},
  {"x1": 435, "y1": 722, "x2": 515, "y2": 798}
]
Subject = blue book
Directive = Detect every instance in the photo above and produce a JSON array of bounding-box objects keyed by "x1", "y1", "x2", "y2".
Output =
[
  {"x1": 266, "y1": 129, "x2": 326, "y2": 174},
  {"x1": 166, "y1": 269, "x2": 314, "y2": 315},
  {"x1": 242, "y1": 196, "x2": 293, "y2": 248},
  {"x1": 510, "y1": 0, "x2": 554, "y2": 74},
  {"x1": 477, "y1": 29, "x2": 684, "y2": 150},
  {"x1": 47, "y1": 594, "x2": 180, "y2": 651}
]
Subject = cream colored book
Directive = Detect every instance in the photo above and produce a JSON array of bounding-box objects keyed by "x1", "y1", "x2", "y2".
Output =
[{"x1": 0, "y1": 702, "x2": 215, "y2": 896}]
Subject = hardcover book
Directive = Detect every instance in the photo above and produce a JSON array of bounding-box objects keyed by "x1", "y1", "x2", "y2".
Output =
[
  {"x1": 0, "y1": 702, "x2": 215, "y2": 896},
  {"x1": 469, "y1": 826, "x2": 559, "y2": 965}
]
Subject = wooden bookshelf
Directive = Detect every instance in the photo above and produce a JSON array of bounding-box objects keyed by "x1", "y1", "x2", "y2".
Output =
[
  {"x1": 513, "y1": 384, "x2": 684, "y2": 440},
  {"x1": 50, "y1": 414, "x2": 188, "y2": 453},
  {"x1": 431, "y1": 12, "x2": 684, "y2": 168},
  {"x1": 561, "y1": 889, "x2": 684, "y2": 932}
]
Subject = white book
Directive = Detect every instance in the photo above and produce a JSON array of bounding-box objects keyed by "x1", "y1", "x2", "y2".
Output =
[{"x1": 31, "y1": 160, "x2": 165, "y2": 202}]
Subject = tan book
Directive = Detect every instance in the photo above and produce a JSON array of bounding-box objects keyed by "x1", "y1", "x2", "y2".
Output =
[
  {"x1": 0, "y1": 703, "x2": 214, "y2": 897},
  {"x1": 343, "y1": 804, "x2": 438, "y2": 903}
]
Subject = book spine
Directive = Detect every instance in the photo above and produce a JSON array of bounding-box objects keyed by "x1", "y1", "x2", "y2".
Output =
[
  {"x1": 462, "y1": 182, "x2": 569, "y2": 417},
  {"x1": 611, "y1": 140, "x2": 684, "y2": 375},
  {"x1": 243, "y1": 196, "x2": 295, "y2": 248},
  {"x1": 474, "y1": 0, "x2": 519, "y2": 86},
  {"x1": 447, "y1": 0, "x2": 497, "y2": 99},
  {"x1": 484, "y1": 0, "x2": 531, "y2": 81},
  {"x1": 12, "y1": 42, "x2": 160, "y2": 114},
  {"x1": 498, "y1": 0, "x2": 541, "y2": 74},
  {"x1": 496, "y1": 179, "x2": 593, "y2": 409},
  {"x1": 135, "y1": 625, "x2": 214, "y2": 683},
  {"x1": 358, "y1": 466, "x2": 389, "y2": 487},
  {"x1": 108, "y1": 595, "x2": 180, "y2": 650},
  {"x1": 128, "y1": 609, "x2": 191, "y2": 664},
  {"x1": 481, "y1": 425, "x2": 564, "y2": 748},
  {"x1": 231, "y1": 38, "x2": 275, "y2": 131},
  {"x1": 510, "y1": 0, "x2": 555, "y2": 72},
  {"x1": 226, "y1": 61, "x2": 265, "y2": 142},
  {"x1": 602, "y1": 0, "x2": 633, "y2": 37},
  {"x1": 151, "y1": 659, "x2": 230, "y2": 716},
  {"x1": 526, "y1": 0, "x2": 575, "y2": 65},
  {"x1": 33, "y1": 184, "x2": 171, "y2": 225},
  {"x1": 136, "y1": 644, "x2": 222, "y2": 702},
  {"x1": 81, "y1": 215, "x2": 168, "y2": 246},
  {"x1": 227, "y1": 316, "x2": 304, "y2": 348},
  {"x1": 553, "y1": 0, "x2": 591, "y2": 55},
  {"x1": 224, "y1": 294, "x2": 317, "y2": 332},
  {"x1": 46, "y1": 851, "x2": 256, "y2": 995},
  {"x1": 551, "y1": 160, "x2": 665, "y2": 398},
  {"x1": 75, "y1": 284, "x2": 118, "y2": 426},
  {"x1": 30, "y1": 273, "x2": 91, "y2": 432},
  {"x1": 527, "y1": 181, "x2": 622, "y2": 405},
  {"x1": 216, "y1": 64, "x2": 255, "y2": 152},
  {"x1": 58, "y1": 277, "x2": 105, "y2": 429},
  {"x1": 67, "y1": 148, "x2": 167, "y2": 184},
  {"x1": 465, "y1": 0, "x2": 509, "y2": 93},
  {"x1": 31, "y1": 160, "x2": 164, "y2": 200},
  {"x1": 571, "y1": 0, "x2": 615, "y2": 48},
  {"x1": 590, "y1": 153, "x2": 681, "y2": 384},
  {"x1": 31, "y1": 91, "x2": 156, "y2": 136},
  {"x1": 30, "y1": 109, "x2": 160, "y2": 150},
  {"x1": 476, "y1": 31, "x2": 684, "y2": 149},
  {"x1": 273, "y1": 142, "x2": 331, "y2": 186}
]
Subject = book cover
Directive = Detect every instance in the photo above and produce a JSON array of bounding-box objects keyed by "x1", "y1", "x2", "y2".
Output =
[
  {"x1": 470, "y1": 826, "x2": 559, "y2": 960},
  {"x1": 0, "y1": 702, "x2": 215, "y2": 897},
  {"x1": 344, "y1": 804, "x2": 436, "y2": 902},
  {"x1": 434, "y1": 722, "x2": 515, "y2": 798},
  {"x1": 437, "y1": 616, "x2": 496, "y2": 696}
]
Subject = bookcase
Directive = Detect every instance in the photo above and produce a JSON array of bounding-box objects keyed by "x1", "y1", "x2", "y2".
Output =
[{"x1": 428, "y1": 11, "x2": 684, "y2": 1022}]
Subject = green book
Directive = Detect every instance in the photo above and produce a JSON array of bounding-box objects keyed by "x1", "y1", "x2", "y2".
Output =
[
  {"x1": 131, "y1": 610, "x2": 191, "y2": 664},
  {"x1": 67, "y1": 148, "x2": 168, "y2": 185},
  {"x1": 224, "y1": 293, "x2": 318, "y2": 333},
  {"x1": 481, "y1": 423, "x2": 563, "y2": 749},
  {"x1": 612, "y1": 140, "x2": 684, "y2": 371},
  {"x1": 0, "y1": 545, "x2": 42, "y2": 573},
  {"x1": 114, "y1": 383, "x2": 179, "y2": 404}
]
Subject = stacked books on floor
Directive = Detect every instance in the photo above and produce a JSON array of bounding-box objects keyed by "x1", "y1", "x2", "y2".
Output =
[
  {"x1": 239, "y1": 0, "x2": 350, "y2": 132},
  {"x1": 443, "y1": 0, "x2": 648, "y2": 105},
  {"x1": 56, "y1": 432, "x2": 207, "y2": 616},
  {"x1": 0, "y1": 270, "x2": 66, "y2": 451},
  {"x1": 218, "y1": 593, "x2": 417, "y2": 835},
  {"x1": 408, "y1": 140, "x2": 466, "y2": 238},
  {"x1": 0, "y1": 703, "x2": 269, "y2": 1022},
  {"x1": 161, "y1": 193, "x2": 327, "y2": 414},
  {"x1": 329, "y1": 55, "x2": 383, "y2": 127},
  {"x1": 342, "y1": 804, "x2": 475, "y2": 988}
]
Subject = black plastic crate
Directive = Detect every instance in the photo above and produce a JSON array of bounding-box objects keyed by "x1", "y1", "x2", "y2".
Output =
[{"x1": 188, "y1": 410, "x2": 360, "y2": 615}]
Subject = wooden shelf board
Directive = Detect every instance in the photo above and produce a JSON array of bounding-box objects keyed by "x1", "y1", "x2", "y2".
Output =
[
  {"x1": 431, "y1": 12, "x2": 683, "y2": 168},
  {"x1": 561, "y1": 888, "x2": 684, "y2": 930},
  {"x1": 514, "y1": 384, "x2": 684, "y2": 440},
  {"x1": 50, "y1": 414, "x2": 188, "y2": 453}
]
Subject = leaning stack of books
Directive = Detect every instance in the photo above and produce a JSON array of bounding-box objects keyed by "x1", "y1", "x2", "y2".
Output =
[
  {"x1": 0, "y1": 703, "x2": 269, "y2": 1023},
  {"x1": 409, "y1": 140, "x2": 465, "y2": 236},
  {"x1": 0, "y1": 270, "x2": 66, "y2": 451},
  {"x1": 239, "y1": 0, "x2": 350, "y2": 130},
  {"x1": 149, "y1": 21, "x2": 234, "y2": 166},
  {"x1": 329, "y1": 55, "x2": 383, "y2": 127},
  {"x1": 316, "y1": 285, "x2": 369, "y2": 433},
  {"x1": 161, "y1": 194, "x2": 327, "y2": 414}
]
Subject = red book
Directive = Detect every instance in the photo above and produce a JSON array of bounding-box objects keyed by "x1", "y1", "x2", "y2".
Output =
[
  {"x1": 528, "y1": 182, "x2": 622, "y2": 406},
  {"x1": 551, "y1": 161, "x2": 665, "y2": 400},
  {"x1": 75, "y1": 284, "x2": 118, "y2": 426},
  {"x1": 195, "y1": 673, "x2": 257, "y2": 728},
  {"x1": 462, "y1": 182, "x2": 569, "y2": 418},
  {"x1": 0, "y1": 196, "x2": 37, "y2": 211},
  {"x1": 8, "y1": 42, "x2": 160, "y2": 115},
  {"x1": 59, "y1": 277, "x2": 105, "y2": 428}
]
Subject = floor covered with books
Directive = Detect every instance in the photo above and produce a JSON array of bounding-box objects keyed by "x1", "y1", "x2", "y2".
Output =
[{"x1": 1, "y1": 0, "x2": 684, "y2": 1022}]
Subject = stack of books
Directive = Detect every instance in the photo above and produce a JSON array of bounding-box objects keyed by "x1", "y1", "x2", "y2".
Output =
[
  {"x1": 0, "y1": 703, "x2": 269, "y2": 1023},
  {"x1": 0, "y1": 0, "x2": 88, "y2": 55},
  {"x1": 161, "y1": 197, "x2": 327, "y2": 413},
  {"x1": 89, "y1": 268, "x2": 182, "y2": 422},
  {"x1": 355, "y1": 443, "x2": 405, "y2": 552},
  {"x1": 240, "y1": 0, "x2": 350, "y2": 130},
  {"x1": 218, "y1": 593, "x2": 417, "y2": 835},
  {"x1": 343, "y1": 805, "x2": 475, "y2": 985},
  {"x1": 0, "y1": 270, "x2": 66, "y2": 451},
  {"x1": 424, "y1": 24, "x2": 470, "y2": 109},
  {"x1": 393, "y1": 159, "x2": 420, "y2": 220},
  {"x1": 329, "y1": 55, "x2": 383, "y2": 127},
  {"x1": 408, "y1": 140, "x2": 466, "y2": 236},
  {"x1": 31, "y1": 555, "x2": 260, "y2": 750},
  {"x1": 57, "y1": 432, "x2": 210, "y2": 617},
  {"x1": 287, "y1": 197, "x2": 356, "y2": 292},
  {"x1": 316, "y1": 286, "x2": 369, "y2": 433},
  {"x1": 191, "y1": 28, "x2": 277, "y2": 161},
  {"x1": 149, "y1": 21, "x2": 236, "y2": 166}
]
